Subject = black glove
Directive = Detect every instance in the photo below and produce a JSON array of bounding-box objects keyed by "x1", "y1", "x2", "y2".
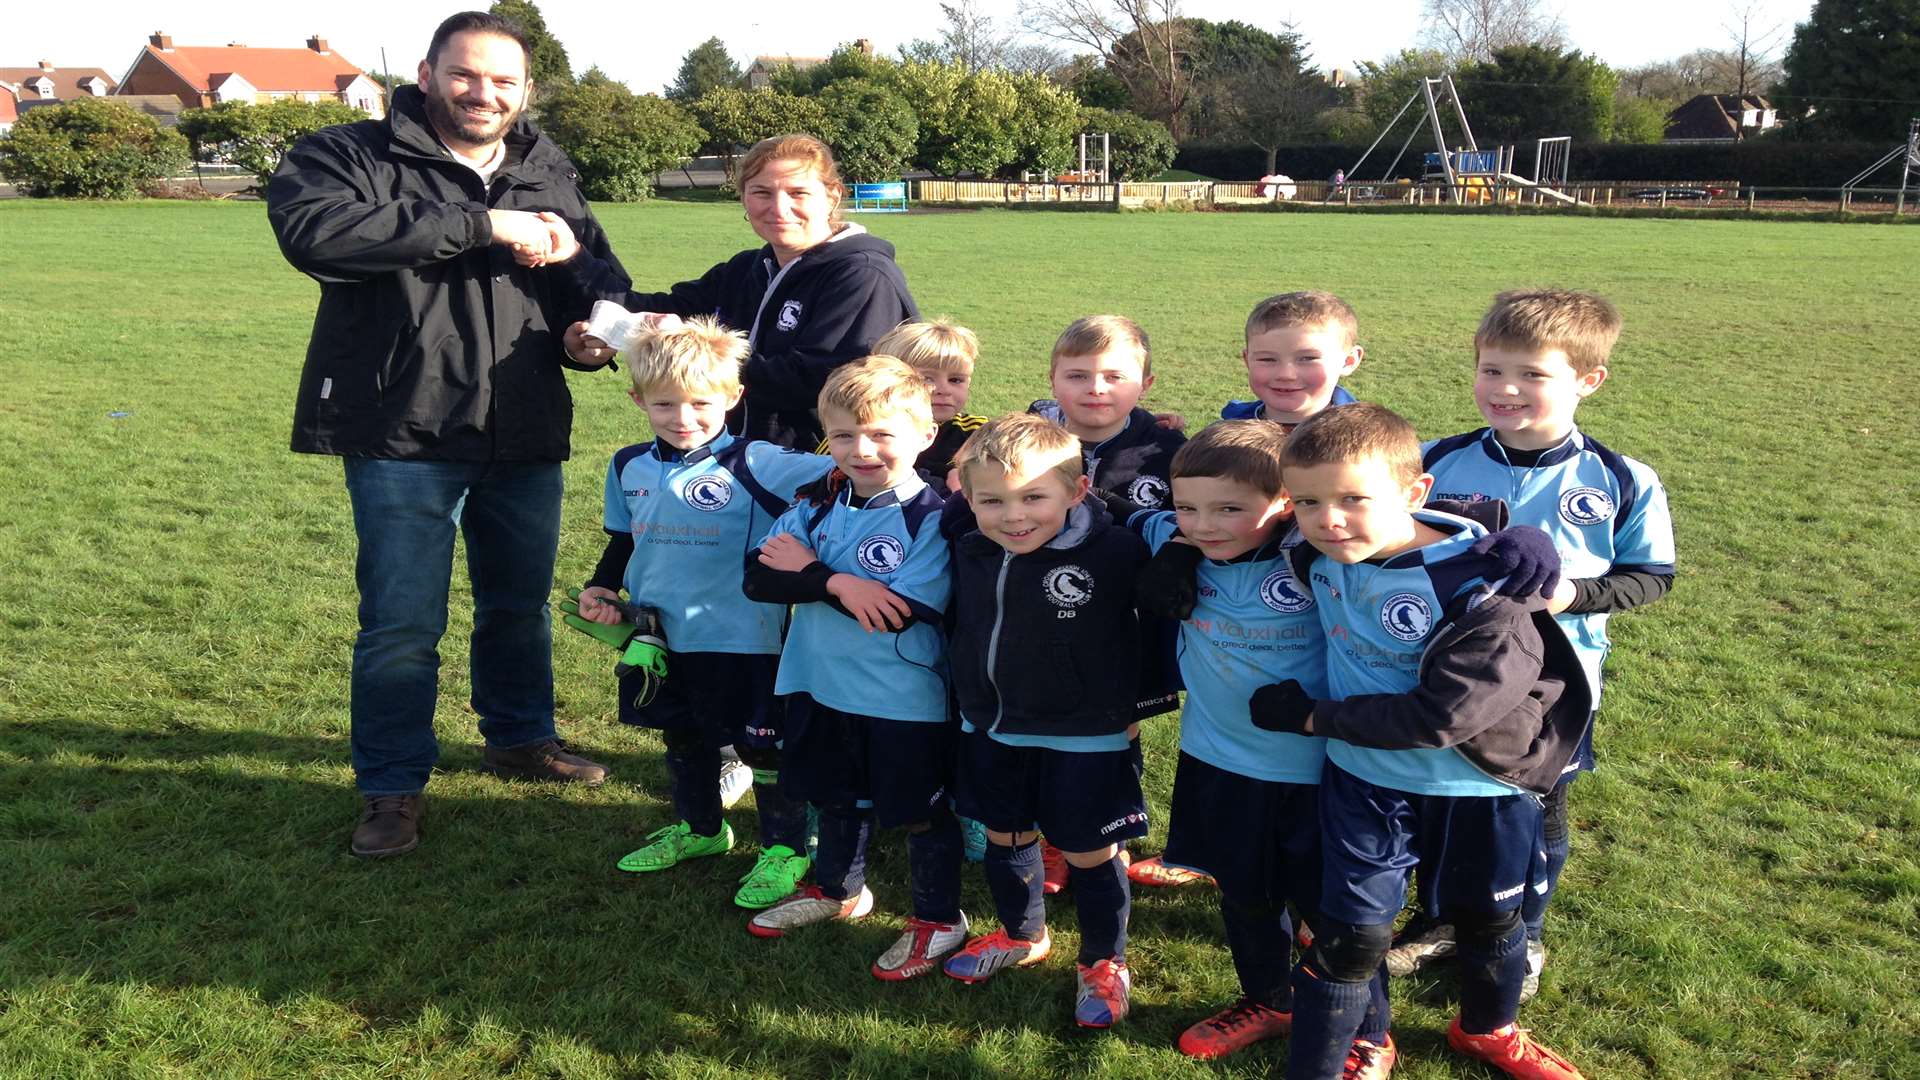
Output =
[
  {"x1": 1092, "y1": 486, "x2": 1141, "y2": 523},
  {"x1": 1249, "y1": 679, "x2": 1316, "y2": 735},
  {"x1": 793, "y1": 468, "x2": 848, "y2": 508},
  {"x1": 1471, "y1": 525, "x2": 1562, "y2": 600},
  {"x1": 1135, "y1": 539, "x2": 1204, "y2": 619}
]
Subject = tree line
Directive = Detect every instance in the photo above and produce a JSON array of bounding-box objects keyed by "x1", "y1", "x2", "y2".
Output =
[{"x1": 1, "y1": 0, "x2": 1912, "y2": 199}]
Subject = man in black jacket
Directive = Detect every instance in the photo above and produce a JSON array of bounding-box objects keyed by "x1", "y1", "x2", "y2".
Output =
[{"x1": 267, "y1": 11, "x2": 628, "y2": 858}]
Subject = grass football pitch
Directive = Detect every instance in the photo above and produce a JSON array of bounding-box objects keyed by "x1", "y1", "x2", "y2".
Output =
[{"x1": 1, "y1": 199, "x2": 1916, "y2": 1079}]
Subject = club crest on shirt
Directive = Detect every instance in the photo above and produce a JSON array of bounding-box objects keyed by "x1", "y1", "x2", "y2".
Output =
[
  {"x1": 1559, "y1": 486, "x2": 1614, "y2": 526},
  {"x1": 857, "y1": 534, "x2": 907, "y2": 574},
  {"x1": 777, "y1": 299, "x2": 803, "y2": 332},
  {"x1": 1127, "y1": 475, "x2": 1169, "y2": 507},
  {"x1": 1260, "y1": 569, "x2": 1314, "y2": 613},
  {"x1": 685, "y1": 475, "x2": 733, "y2": 511},
  {"x1": 1380, "y1": 592, "x2": 1432, "y2": 642},
  {"x1": 1043, "y1": 565, "x2": 1094, "y2": 608}
]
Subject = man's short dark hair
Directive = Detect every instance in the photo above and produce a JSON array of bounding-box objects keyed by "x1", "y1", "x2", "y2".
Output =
[{"x1": 427, "y1": 11, "x2": 533, "y2": 69}]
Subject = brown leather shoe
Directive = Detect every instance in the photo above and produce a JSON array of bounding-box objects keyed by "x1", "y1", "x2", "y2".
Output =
[
  {"x1": 481, "y1": 739, "x2": 609, "y2": 786},
  {"x1": 351, "y1": 794, "x2": 423, "y2": 858}
]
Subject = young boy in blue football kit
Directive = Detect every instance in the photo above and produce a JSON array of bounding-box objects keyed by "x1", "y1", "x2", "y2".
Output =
[
  {"x1": 1399, "y1": 291, "x2": 1675, "y2": 996},
  {"x1": 740, "y1": 355, "x2": 968, "y2": 982},
  {"x1": 1219, "y1": 291, "x2": 1364, "y2": 426},
  {"x1": 1120, "y1": 420, "x2": 1395, "y2": 1064},
  {"x1": 937, "y1": 414, "x2": 1151, "y2": 1028},
  {"x1": 572, "y1": 318, "x2": 833, "y2": 909},
  {"x1": 1130, "y1": 292, "x2": 1367, "y2": 893},
  {"x1": 1258, "y1": 403, "x2": 1592, "y2": 1080}
]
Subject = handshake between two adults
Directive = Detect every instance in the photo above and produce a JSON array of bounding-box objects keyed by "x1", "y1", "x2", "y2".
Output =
[{"x1": 487, "y1": 208, "x2": 581, "y2": 268}]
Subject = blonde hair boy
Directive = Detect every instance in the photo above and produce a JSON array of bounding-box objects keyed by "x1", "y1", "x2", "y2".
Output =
[
  {"x1": 625, "y1": 316, "x2": 747, "y2": 397},
  {"x1": 818, "y1": 354, "x2": 934, "y2": 426},
  {"x1": 953, "y1": 413, "x2": 1083, "y2": 498},
  {"x1": 875, "y1": 318, "x2": 979, "y2": 376}
]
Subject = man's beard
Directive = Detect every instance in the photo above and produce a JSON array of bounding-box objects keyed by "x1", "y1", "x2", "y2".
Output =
[{"x1": 424, "y1": 91, "x2": 521, "y2": 150}]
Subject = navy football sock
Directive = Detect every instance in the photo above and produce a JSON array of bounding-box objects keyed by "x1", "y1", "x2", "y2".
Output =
[
  {"x1": 1523, "y1": 783, "x2": 1573, "y2": 939},
  {"x1": 984, "y1": 841, "x2": 1046, "y2": 941},
  {"x1": 750, "y1": 773, "x2": 809, "y2": 853},
  {"x1": 907, "y1": 816, "x2": 964, "y2": 924},
  {"x1": 1358, "y1": 966, "x2": 1392, "y2": 1043},
  {"x1": 1286, "y1": 971, "x2": 1373, "y2": 1080},
  {"x1": 1068, "y1": 854, "x2": 1131, "y2": 965},
  {"x1": 662, "y1": 737, "x2": 724, "y2": 838},
  {"x1": 810, "y1": 806, "x2": 871, "y2": 901},
  {"x1": 1221, "y1": 894, "x2": 1293, "y2": 1008},
  {"x1": 1458, "y1": 918, "x2": 1527, "y2": 1033}
]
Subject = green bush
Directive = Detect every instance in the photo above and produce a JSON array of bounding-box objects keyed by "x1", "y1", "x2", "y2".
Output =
[
  {"x1": 817, "y1": 79, "x2": 917, "y2": 183},
  {"x1": 178, "y1": 99, "x2": 366, "y2": 184},
  {"x1": 689, "y1": 87, "x2": 828, "y2": 185},
  {"x1": 538, "y1": 70, "x2": 705, "y2": 201},
  {"x1": 1077, "y1": 107, "x2": 1174, "y2": 181},
  {"x1": 0, "y1": 98, "x2": 189, "y2": 198}
]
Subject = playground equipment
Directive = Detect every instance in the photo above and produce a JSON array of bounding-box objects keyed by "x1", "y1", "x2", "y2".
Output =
[
  {"x1": 1842, "y1": 118, "x2": 1920, "y2": 214},
  {"x1": 1343, "y1": 74, "x2": 1585, "y2": 206},
  {"x1": 847, "y1": 182, "x2": 910, "y2": 213}
]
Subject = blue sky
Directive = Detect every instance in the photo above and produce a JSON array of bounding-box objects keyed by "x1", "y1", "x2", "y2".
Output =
[{"x1": 14, "y1": 0, "x2": 1814, "y2": 95}]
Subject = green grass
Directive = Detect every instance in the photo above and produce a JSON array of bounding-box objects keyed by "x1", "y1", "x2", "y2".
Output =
[{"x1": 2, "y1": 199, "x2": 1917, "y2": 1079}]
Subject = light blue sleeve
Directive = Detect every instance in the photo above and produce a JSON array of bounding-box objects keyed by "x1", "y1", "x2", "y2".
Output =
[
  {"x1": 886, "y1": 521, "x2": 954, "y2": 616},
  {"x1": 602, "y1": 457, "x2": 630, "y2": 533},
  {"x1": 1617, "y1": 458, "x2": 1676, "y2": 570},
  {"x1": 760, "y1": 501, "x2": 809, "y2": 547},
  {"x1": 745, "y1": 443, "x2": 836, "y2": 504},
  {"x1": 1131, "y1": 509, "x2": 1180, "y2": 552}
]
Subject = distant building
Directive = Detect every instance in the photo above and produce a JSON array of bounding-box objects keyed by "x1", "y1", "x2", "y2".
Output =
[
  {"x1": 0, "y1": 85, "x2": 16, "y2": 134},
  {"x1": 1665, "y1": 94, "x2": 1780, "y2": 142},
  {"x1": 116, "y1": 33, "x2": 384, "y2": 118},
  {"x1": 745, "y1": 38, "x2": 872, "y2": 90},
  {"x1": 0, "y1": 60, "x2": 119, "y2": 104}
]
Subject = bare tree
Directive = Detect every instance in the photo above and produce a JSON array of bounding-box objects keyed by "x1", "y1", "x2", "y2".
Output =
[
  {"x1": 1720, "y1": 1, "x2": 1785, "y2": 98},
  {"x1": 1020, "y1": 0, "x2": 1194, "y2": 138},
  {"x1": 1001, "y1": 41, "x2": 1070, "y2": 78},
  {"x1": 941, "y1": 0, "x2": 1007, "y2": 71},
  {"x1": 1419, "y1": 0, "x2": 1565, "y2": 64}
]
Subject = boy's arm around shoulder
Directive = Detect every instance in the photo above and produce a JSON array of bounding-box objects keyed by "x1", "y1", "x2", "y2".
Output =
[{"x1": 1307, "y1": 597, "x2": 1552, "y2": 751}]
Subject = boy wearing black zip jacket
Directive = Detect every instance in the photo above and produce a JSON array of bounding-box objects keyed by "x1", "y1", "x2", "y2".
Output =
[{"x1": 936, "y1": 415, "x2": 1149, "y2": 1030}]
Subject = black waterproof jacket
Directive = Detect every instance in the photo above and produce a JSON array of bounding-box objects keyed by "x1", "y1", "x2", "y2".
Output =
[
  {"x1": 1027, "y1": 403, "x2": 1186, "y2": 510},
  {"x1": 948, "y1": 501, "x2": 1151, "y2": 739},
  {"x1": 562, "y1": 227, "x2": 917, "y2": 449},
  {"x1": 268, "y1": 85, "x2": 625, "y2": 461},
  {"x1": 1285, "y1": 541, "x2": 1594, "y2": 796}
]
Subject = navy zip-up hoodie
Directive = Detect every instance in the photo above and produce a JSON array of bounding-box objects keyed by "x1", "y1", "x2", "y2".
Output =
[
  {"x1": 949, "y1": 501, "x2": 1151, "y2": 739},
  {"x1": 564, "y1": 225, "x2": 917, "y2": 448},
  {"x1": 1028, "y1": 402, "x2": 1187, "y2": 509}
]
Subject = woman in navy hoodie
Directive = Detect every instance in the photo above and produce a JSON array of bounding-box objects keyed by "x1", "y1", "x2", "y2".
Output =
[{"x1": 562, "y1": 135, "x2": 918, "y2": 450}]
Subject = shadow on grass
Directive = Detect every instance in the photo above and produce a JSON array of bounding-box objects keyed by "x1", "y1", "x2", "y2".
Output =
[{"x1": 0, "y1": 718, "x2": 1257, "y2": 1077}]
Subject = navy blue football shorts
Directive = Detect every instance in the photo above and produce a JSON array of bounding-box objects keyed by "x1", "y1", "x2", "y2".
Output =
[
  {"x1": 619, "y1": 650, "x2": 778, "y2": 751},
  {"x1": 1163, "y1": 751, "x2": 1321, "y2": 909},
  {"x1": 953, "y1": 726, "x2": 1148, "y2": 853},
  {"x1": 779, "y1": 694, "x2": 954, "y2": 828},
  {"x1": 1317, "y1": 760, "x2": 1544, "y2": 927}
]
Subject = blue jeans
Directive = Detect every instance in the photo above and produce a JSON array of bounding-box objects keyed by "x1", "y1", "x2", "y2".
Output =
[{"x1": 343, "y1": 458, "x2": 563, "y2": 794}]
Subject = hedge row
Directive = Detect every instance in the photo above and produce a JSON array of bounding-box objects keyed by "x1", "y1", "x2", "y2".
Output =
[{"x1": 1175, "y1": 139, "x2": 1906, "y2": 188}]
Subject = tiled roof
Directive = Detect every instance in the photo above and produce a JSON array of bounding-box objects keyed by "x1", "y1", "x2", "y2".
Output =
[
  {"x1": 138, "y1": 43, "x2": 368, "y2": 93},
  {"x1": 0, "y1": 66, "x2": 119, "y2": 100}
]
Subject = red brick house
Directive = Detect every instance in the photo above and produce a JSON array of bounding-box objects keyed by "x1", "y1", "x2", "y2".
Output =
[
  {"x1": 0, "y1": 85, "x2": 17, "y2": 134},
  {"x1": 116, "y1": 33, "x2": 384, "y2": 118}
]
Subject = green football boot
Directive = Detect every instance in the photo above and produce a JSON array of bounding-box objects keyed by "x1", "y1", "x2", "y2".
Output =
[
  {"x1": 616, "y1": 820, "x2": 734, "y2": 873},
  {"x1": 733, "y1": 844, "x2": 811, "y2": 909}
]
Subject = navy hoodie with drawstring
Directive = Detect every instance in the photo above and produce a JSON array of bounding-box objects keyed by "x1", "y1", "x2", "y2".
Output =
[
  {"x1": 948, "y1": 500, "x2": 1152, "y2": 740},
  {"x1": 562, "y1": 225, "x2": 917, "y2": 448}
]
